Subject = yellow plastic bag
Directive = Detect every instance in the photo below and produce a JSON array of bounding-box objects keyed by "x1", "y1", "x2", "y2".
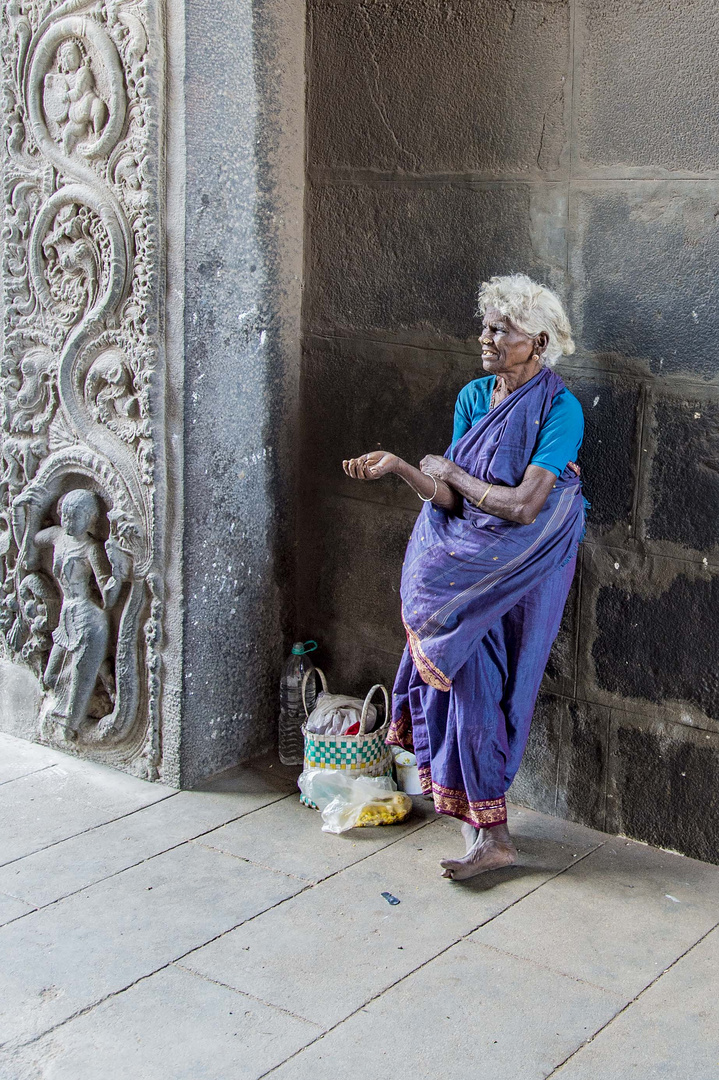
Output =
[{"x1": 298, "y1": 769, "x2": 413, "y2": 834}]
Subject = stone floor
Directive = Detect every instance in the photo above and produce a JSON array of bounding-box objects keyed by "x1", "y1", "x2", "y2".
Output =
[{"x1": 1, "y1": 733, "x2": 718, "y2": 1080}]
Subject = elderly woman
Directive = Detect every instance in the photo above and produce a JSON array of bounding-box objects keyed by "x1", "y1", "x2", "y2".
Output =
[{"x1": 343, "y1": 274, "x2": 586, "y2": 881}]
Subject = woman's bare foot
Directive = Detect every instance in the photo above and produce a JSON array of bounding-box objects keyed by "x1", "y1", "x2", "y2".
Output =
[{"x1": 441, "y1": 823, "x2": 518, "y2": 881}]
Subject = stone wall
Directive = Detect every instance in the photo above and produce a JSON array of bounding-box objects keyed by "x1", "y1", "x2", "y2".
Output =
[{"x1": 299, "y1": 0, "x2": 719, "y2": 862}]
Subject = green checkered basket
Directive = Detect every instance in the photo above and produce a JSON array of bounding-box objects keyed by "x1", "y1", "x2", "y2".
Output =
[{"x1": 300, "y1": 668, "x2": 393, "y2": 809}]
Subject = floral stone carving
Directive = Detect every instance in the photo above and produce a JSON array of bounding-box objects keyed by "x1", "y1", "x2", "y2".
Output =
[{"x1": 0, "y1": 0, "x2": 164, "y2": 774}]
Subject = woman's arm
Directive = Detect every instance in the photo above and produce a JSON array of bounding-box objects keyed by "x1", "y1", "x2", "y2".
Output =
[
  {"x1": 342, "y1": 452, "x2": 460, "y2": 512},
  {"x1": 419, "y1": 456, "x2": 557, "y2": 525}
]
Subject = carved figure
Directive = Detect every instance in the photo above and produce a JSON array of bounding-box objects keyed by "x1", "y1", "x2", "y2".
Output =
[
  {"x1": 85, "y1": 348, "x2": 148, "y2": 442},
  {"x1": 3, "y1": 346, "x2": 56, "y2": 435},
  {"x1": 44, "y1": 40, "x2": 108, "y2": 156},
  {"x1": 19, "y1": 572, "x2": 61, "y2": 678},
  {"x1": 42, "y1": 203, "x2": 103, "y2": 322},
  {"x1": 14, "y1": 488, "x2": 131, "y2": 736}
]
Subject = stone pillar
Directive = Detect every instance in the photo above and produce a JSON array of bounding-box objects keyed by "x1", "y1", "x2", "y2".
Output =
[{"x1": 0, "y1": 0, "x2": 305, "y2": 786}]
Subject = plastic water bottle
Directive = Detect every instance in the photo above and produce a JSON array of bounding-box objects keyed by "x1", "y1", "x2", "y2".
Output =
[{"x1": 279, "y1": 640, "x2": 318, "y2": 765}]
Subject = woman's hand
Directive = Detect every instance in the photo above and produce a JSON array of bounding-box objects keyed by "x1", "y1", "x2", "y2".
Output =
[
  {"x1": 342, "y1": 451, "x2": 399, "y2": 480},
  {"x1": 419, "y1": 454, "x2": 455, "y2": 483}
]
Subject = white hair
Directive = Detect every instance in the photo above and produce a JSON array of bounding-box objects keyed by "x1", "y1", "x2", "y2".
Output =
[{"x1": 477, "y1": 273, "x2": 575, "y2": 365}]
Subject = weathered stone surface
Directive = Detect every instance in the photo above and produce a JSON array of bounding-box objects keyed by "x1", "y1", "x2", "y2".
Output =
[
  {"x1": 562, "y1": 372, "x2": 640, "y2": 539},
  {"x1": 472, "y1": 836, "x2": 719, "y2": 996},
  {"x1": 184, "y1": 809, "x2": 604, "y2": 1029},
  {"x1": 0, "y1": 759, "x2": 171, "y2": 866},
  {"x1": 299, "y1": 494, "x2": 413, "y2": 658},
  {"x1": 555, "y1": 698, "x2": 610, "y2": 833},
  {"x1": 546, "y1": 925, "x2": 719, "y2": 1080},
  {"x1": 264, "y1": 939, "x2": 622, "y2": 1080},
  {"x1": 301, "y1": 334, "x2": 476, "y2": 510},
  {"x1": 6, "y1": 964, "x2": 317, "y2": 1080},
  {"x1": 0, "y1": 766, "x2": 293, "y2": 907},
  {"x1": 196, "y1": 792, "x2": 431, "y2": 883},
  {"x1": 305, "y1": 182, "x2": 568, "y2": 344},
  {"x1": 509, "y1": 691, "x2": 562, "y2": 816},
  {"x1": 576, "y1": 0, "x2": 719, "y2": 174},
  {"x1": 606, "y1": 713, "x2": 719, "y2": 864},
  {"x1": 585, "y1": 552, "x2": 719, "y2": 722},
  {"x1": 0, "y1": 842, "x2": 304, "y2": 1047},
  {"x1": 570, "y1": 183, "x2": 719, "y2": 379},
  {"x1": 642, "y1": 392, "x2": 719, "y2": 555},
  {"x1": 0, "y1": 731, "x2": 61, "y2": 784},
  {"x1": 308, "y1": 0, "x2": 571, "y2": 177},
  {"x1": 179, "y1": 0, "x2": 305, "y2": 786},
  {"x1": 306, "y1": 622, "x2": 403, "y2": 701}
]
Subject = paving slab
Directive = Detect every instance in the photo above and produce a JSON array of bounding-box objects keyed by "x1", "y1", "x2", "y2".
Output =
[
  {"x1": 194, "y1": 755, "x2": 300, "y2": 795},
  {"x1": 194, "y1": 792, "x2": 434, "y2": 882},
  {"x1": 0, "y1": 964, "x2": 319, "y2": 1080},
  {"x1": 0, "y1": 891, "x2": 34, "y2": 927},
  {"x1": 552, "y1": 924, "x2": 719, "y2": 1080},
  {"x1": 266, "y1": 938, "x2": 625, "y2": 1080},
  {"x1": 183, "y1": 807, "x2": 604, "y2": 1028},
  {"x1": 0, "y1": 735, "x2": 61, "y2": 786},
  {"x1": 0, "y1": 842, "x2": 304, "y2": 1049},
  {"x1": 0, "y1": 761, "x2": 173, "y2": 867},
  {"x1": 0, "y1": 783, "x2": 294, "y2": 909},
  {"x1": 470, "y1": 837, "x2": 719, "y2": 998}
]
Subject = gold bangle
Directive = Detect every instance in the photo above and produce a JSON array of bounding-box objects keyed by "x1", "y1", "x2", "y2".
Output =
[{"x1": 476, "y1": 483, "x2": 492, "y2": 509}]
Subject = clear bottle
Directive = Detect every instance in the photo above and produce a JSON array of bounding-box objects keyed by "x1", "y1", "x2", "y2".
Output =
[{"x1": 279, "y1": 640, "x2": 318, "y2": 766}]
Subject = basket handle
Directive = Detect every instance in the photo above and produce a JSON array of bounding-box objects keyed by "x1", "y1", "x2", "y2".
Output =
[
  {"x1": 301, "y1": 667, "x2": 328, "y2": 717},
  {"x1": 360, "y1": 684, "x2": 389, "y2": 736}
]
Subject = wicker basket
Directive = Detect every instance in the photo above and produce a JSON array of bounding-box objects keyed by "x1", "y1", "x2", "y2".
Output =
[{"x1": 300, "y1": 668, "x2": 393, "y2": 809}]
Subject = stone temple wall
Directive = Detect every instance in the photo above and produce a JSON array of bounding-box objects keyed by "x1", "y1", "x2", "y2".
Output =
[
  {"x1": 0, "y1": 0, "x2": 305, "y2": 787},
  {"x1": 299, "y1": 0, "x2": 719, "y2": 862}
]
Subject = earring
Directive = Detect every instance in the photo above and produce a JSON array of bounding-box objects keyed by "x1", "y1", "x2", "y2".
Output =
[{"x1": 532, "y1": 353, "x2": 539, "y2": 362}]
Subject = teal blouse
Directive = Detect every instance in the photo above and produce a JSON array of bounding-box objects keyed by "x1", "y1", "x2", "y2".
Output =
[{"x1": 452, "y1": 376, "x2": 584, "y2": 478}]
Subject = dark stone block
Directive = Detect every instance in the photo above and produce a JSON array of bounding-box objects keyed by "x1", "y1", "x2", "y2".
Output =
[
  {"x1": 508, "y1": 691, "x2": 561, "y2": 816},
  {"x1": 306, "y1": 182, "x2": 568, "y2": 344},
  {"x1": 606, "y1": 714, "x2": 719, "y2": 865},
  {"x1": 298, "y1": 494, "x2": 414, "y2": 656},
  {"x1": 576, "y1": 0, "x2": 719, "y2": 173},
  {"x1": 643, "y1": 393, "x2": 719, "y2": 554},
  {"x1": 556, "y1": 699, "x2": 610, "y2": 832},
  {"x1": 305, "y1": 622, "x2": 403, "y2": 701},
  {"x1": 301, "y1": 335, "x2": 481, "y2": 509},
  {"x1": 308, "y1": 0, "x2": 571, "y2": 176},
  {"x1": 570, "y1": 184, "x2": 719, "y2": 379},
  {"x1": 542, "y1": 568, "x2": 580, "y2": 698},
  {"x1": 562, "y1": 372, "x2": 640, "y2": 538},
  {"x1": 591, "y1": 564, "x2": 719, "y2": 721}
]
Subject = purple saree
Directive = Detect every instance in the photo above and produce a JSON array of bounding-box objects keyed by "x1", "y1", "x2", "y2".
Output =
[{"x1": 387, "y1": 367, "x2": 586, "y2": 828}]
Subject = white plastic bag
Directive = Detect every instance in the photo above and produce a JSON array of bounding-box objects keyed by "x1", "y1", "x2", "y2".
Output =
[
  {"x1": 298, "y1": 768, "x2": 412, "y2": 834},
  {"x1": 304, "y1": 692, "x2": 377, "y2": 736}
]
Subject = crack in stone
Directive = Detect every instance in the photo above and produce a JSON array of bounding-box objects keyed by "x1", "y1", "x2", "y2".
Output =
[
  {"x1": 358, "y1": 5, "x2": 421, "y2": 173},
  {"x1": 172, "y1": 962, "x2": 323, "y2": 1028}
]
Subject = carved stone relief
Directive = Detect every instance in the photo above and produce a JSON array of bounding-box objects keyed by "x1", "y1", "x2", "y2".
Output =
[{"x1": 0, "y1": 0, "x2": 163, "y2": 775}]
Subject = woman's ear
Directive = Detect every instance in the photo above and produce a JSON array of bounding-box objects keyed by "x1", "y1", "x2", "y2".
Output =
[{"x1": 534, "y1": 331, "x2": 549, "y2": 355}]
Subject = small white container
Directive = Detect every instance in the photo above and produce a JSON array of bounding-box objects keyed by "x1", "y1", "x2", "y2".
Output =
[{"x1": 391, "y1": 746, "x2": 424, "y2": 795}]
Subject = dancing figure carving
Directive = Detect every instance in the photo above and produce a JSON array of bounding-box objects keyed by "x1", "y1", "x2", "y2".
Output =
[{"x1": 14, "y1": 488, "x2": 131, "y2": 736}]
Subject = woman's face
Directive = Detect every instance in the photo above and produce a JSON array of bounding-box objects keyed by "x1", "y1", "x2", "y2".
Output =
[{"x1": 479, "y1": 308, "x2": 536, "y2": 376}]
